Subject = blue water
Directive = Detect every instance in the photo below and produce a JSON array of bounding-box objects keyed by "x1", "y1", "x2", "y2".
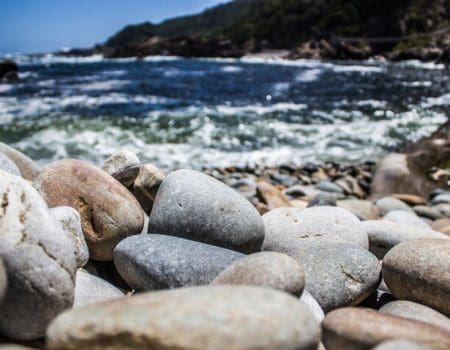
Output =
[{"x1": 0, "y1": 54, "x2": 448, "y2": 169}]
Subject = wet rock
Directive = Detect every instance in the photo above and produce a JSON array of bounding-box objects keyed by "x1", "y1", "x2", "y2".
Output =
[
  {"x1": 50, "y1": 206, "x2": 89, "y2": 268},
  {"x1": 74, "y1": 269, "x2": 124, "y2": 308},
  {"x1": 299, "y1": 290, "x2": 324, "y2": 323},
  {"x1": 0, "y1": 60, "x2": 18, "y2": 80},
  {"x1": 383, "y1": 238, "x2": 450, "y2": 316},
  {"x1": 290, "y1": 242, "x2": 380, "y2": 312},
  {"x1": 262, "y1": 206, "x2": 368, "y2": 254},
  {"x1": 380, "y1": 300, "x2": 450, "y2": 332},
  {"x1": 372, "y1": 339, "x2": 432, "y2": 350},
  {"x1": 212, "y1": 252, "x2": 305, "y2": 296},
  {"x1": 361, "y1": 220, "x2": 447, "y2": 259},
  {"x1": 383, "y1": 210, "x2": 430, "y2": 228},
  {"x1": 337, "y1": 199, "x2": 380, "y2": 220},
  {"x1": 322, "y1": 307, "x2": 450, "y2": 350},
  {"x1": 34, "y1": 159, "x2": 144, "y2": 261},
  {"x1": 0, "y1": 152, "x2": 21, "y2": 177},
  {"x1": 375, "y1": 196, "x2": 415, "y2": 216},
  {"x1": 148, "y1": 170, "x2": 264, "y2": 253},
  {"x1": 0, "y1": 142, "x2": 40, "y2": 181},
  {"x1": 256, "y1": 180, "x2": 292, "y2": 209},
  {"x1": 132, "y1": 164, "x2": 165, "y2": 213},
  {"x1": 47, "y1": 286, "x2": 321, "y2": 350},
  {"x1": 114, "y1": 234, "x2": 244, "y2": 290},
  {"x1": 0, "y1": 170, "x2": 76, "y2": 340},
  {"x1": 102, "y1": 150, "x2": 140, "y2": 188}
]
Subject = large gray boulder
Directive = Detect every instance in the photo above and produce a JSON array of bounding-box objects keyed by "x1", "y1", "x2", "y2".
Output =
[
  {"x1": 114, "y1": 234, "x2": 244, "y2": 290},
  {"x1": 148, "y1": 169, "x2": 265, "y2": 253},
  {"x1": 0, "y1": 169, "x2": 76, "y2": 340}
]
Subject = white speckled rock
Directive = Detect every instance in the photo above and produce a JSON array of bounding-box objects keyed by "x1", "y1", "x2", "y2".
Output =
[
  {"x1": 212, "y1": 252, "x2": 305, "y2": 296},
  {"x1": 114, "y1": 234, "x2": 244, "y2": 290},
  {"x1": 262, "y1": 206, "x2": 368, "y2": 255},
  {"x1": 361, "y1": 220, "x2": 447, "y2": 259},
  {"x1": 148, "y1": 169, "x2": 265, "y2": 253},
  {"x1": 375, "y1": 196, "x2": 415, "y2": 216},
  {"x1": 73, "y1": 269, "x2": 124, "y2": 308},
  {"x1": 0, "y1": 152, "x2": 21, "y2": 177},
  {"x1": 380, "y1": 300, "x2": 450, "y2": 332},
  {"x1": 0, "y1": 142, "x2": 40, "y2": 181},
  {"x1": 0, "y1": 169, "x2": 76, "y2": 340},
  {"x1": 47, "y1": 286, "x2": 321, "y2": 350},
  {"x1": 383, "y1": 239, "x2": 450, "y2": 316},
  {"x1": 102, "y1": 150, "x2": 140, "y2": 188},
  {"x1": 50, "y1": 206, "x2": 89, "y2": 268}
]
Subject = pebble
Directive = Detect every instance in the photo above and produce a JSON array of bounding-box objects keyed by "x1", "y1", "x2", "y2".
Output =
[
  {"x1": 337, "y1": 199, "x2": 380, "y2": 220},
  {"x1": 50, "y1": 206, "x2": 89, "y2": 268},
  {"x1": 212, "y1": 252, "x2": 305, "y2": 296},
  {"x1": 291, "y1": 242, "x2": 380, "y2": 311},
  {"x1": 431, "y1": 193, "x2": 450, "y2": 205},
  {"x1": 114, "y1": 234, "x2": 244, "y2": 290},
  {"x1": 46, "y1": 286, "x2": 321, "y2": 350},
  {"x1": 322, "y1": 307, "x2": 450, "y2": 350},
  {"x1": 73, "y1": 269, "x2": 124, "y2": 308},
  {"x1": 34, "y1": 159, "x2": 144, "y2": 261},
  {"x1": 132, "y1": 163, "x2": 165, "y2": 213},
  {"x1": 0, "y1": 152, "x2": 21, "y2": 177},
  {"x1": 0, "y1": 258, "x2": 6, "y2": 302},
  {"x1": 307, "y1": 192, "x2": 339, "y2": 207},
  {"x1": 262, "y1": 206, "x2": 369, "y2": 255},
  {"x1": 316, "y1": 180, "x2": 344, "y2": 194},
  {"x1": 380, "y1": 300, "x2": 450, "y2": 332},
  {"x1": 383, "y1": 238, "x2": 450, "y2": 316},
  {"x1": 375, "y1": 196, "x2": 415, "y2": 216},
  {"x1": 256, "y1": 180, "x2": 292, "y2": 209},
  {"x1": 148, "y1": 169, "x2": 265, "y2": 253},
  {"x1": 101, "y1": 150, "x2": 140, "y2": 188},
  {"x1": 0, "y1": 170, "x2": 76, "y2": 340},
  {"x1": 435, "y1": 203, "x2": 450, "y2": 217},
  {"x1": 392, "y1": 193, "x2": 427, "y2": 206},
  {"x1": 413, "y1": 205, "x2": 444, "y2": 220},
  {"x1": 431, "y1": 218, "x2": 450, "y2": 235},
  {"x1": 361, "y1": 220, "x2": 447, "y2": 258},
  {"x1": 383, "y1": 210, "x2": 430, "y2": 228},
  {"x1": 299, "y1": 290, "x2": 325, "y2": 323},
  {"x1": 270, "y1": 172, "x2": 298, "y2": 187},
  {"x1": 0, "y1": 142, "x2": 41, "y2": 181},
  {"x1": 283, "y1": 185, "x2": 320, "y2": 199},
  {"x1": 372, "y1": 339, "x2": 433, "y2": 350}
]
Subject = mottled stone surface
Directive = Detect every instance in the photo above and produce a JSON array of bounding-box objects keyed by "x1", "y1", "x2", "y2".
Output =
[
  {"x1": 114, "y1": 234, "x2": 244, "y2": 290},
  {"x1": 380, "y1": 301, "x2": 450, "y2": 332},
  {"x1": 262, "y1": 206, "x2": 368, "y2": 255},
  {"x1": 0, "y1": 152, "x2": 21, "y2": 177},
  {"x1": 132, "y1": 164, "x2": 165, "y2": 213},
  {"x1": 102, "y1": 150, "x2": 140, "y2": 188},
  {"x1": 299, "y1": 290, "x2": 324, "y2": 323},
  {"x1": 322, "y1": 307, "x2": 450, "y2": 350},
  {"x1": 383, "y1": 210, "x2": 430, "y2": 228},
  {"x1": 148, "y1": 170, "x2": 264, "y2": 253},
  {"x1": 0, "y1": 142, "x2": 40, "y2": 181},
  {"x1": 0, "y1": 169, "x2": 76, "y2": 340},
  {"x1": 47, "y1": 286, "x2": 321, "y2": 350},
  {"x1": 361, "y1": 220, "x2": 447, "y2": 259},
  {"x1": 34, "y1": 159, "x2": 144, "y2": 261},
  {"x1": 212, "y1": 252, "x2": 305, "y2": 296},
  {"x1": 50, "y1": 206, "x2": 89, "y2": 267},
  {"x1": 383, "y1": 239, "x2": 450, "y2": 316},
  {"x1": 73, "y1": 269, "x2": 124, "y2": 308},
  {"x1": 290, "y1": 242, "x2": 380, "y2": 311},
  {"x1": 376, "y1": 196, "x2": 415, "y2": 216},
  {"x1": 372, "y1": 340, "x2": 433, "y2": 350}
]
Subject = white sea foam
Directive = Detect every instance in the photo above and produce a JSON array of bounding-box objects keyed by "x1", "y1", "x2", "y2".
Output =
[
  {"x1": 78, "y1": 79, "x2": 130, "y2": 91},
  {"x1": 221, "y1": 65, "x2": 243, "y2": 73},
  {"x1": 400, "y1": 60, "x2": 446, "y2": 70},
  {"x1": 0, "y1": 85, "x2": 13, "y2": 93},
  {"x1": 402, "y1": 81, "x2": 433, "y2": 87},
  {"x1": 421, "y1": 93, "x2": 450, "y2": 107},
  {"x1": 295, "y1": 69, "x2": 323, "y2": 82},
  {"x1": 331, "y1": 65, "x2": 384, "y2": 73}
]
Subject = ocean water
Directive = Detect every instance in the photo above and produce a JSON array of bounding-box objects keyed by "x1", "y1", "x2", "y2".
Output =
[{"x1": 0, "y1": 54, "x2": 448, "y2": 170}]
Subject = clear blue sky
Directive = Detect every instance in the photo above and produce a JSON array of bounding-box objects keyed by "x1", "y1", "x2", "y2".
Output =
[{"x1": 0, "y1": 0, "x2": 227, "y2": 54}]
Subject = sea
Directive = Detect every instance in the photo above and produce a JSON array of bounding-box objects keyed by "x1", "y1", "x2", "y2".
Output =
[{"x1": 0, "y1": 54, "x2": 448, "y2": 170}]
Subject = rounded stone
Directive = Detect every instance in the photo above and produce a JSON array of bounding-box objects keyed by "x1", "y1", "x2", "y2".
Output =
[
  {"x1": 290, "y1": 242, "x2": 380, "y2": 312},
  {"x1": 383, "y1": 210, "x2": 430, "y2": 228},
  {"x1": 375, "y1": 196, "x2": 415, "y2": 216},
  {"x1": 102, "y1": 150, "x2": 140, "y2": 188},
  {"x1": 262, "y1": 206, "x2": 368, "y2": 255},
  {"x1": 33, "y1": 159, "x2": 144, "y2": 261},
  {"x1": 361, "y1": 220, "x2": 448, "y2": 259},
  {"x1": 0, "y1": 142, "x2": 40, "y2": 181},
  {"x1": 299, "y1": 290, "x2": 324, "y2": 323},
  {"x1": 148, "y1": 169, "x2": 265, "y2": 253},
  {"x1": 74, "y1": 269, "x2": 124, "y2": 309},
  {"x1": 380, "y1": 301, "x2": 450, "y2": 332},
  {"x1": 382, "y1": 238, "x2": 450, "y2": 316},
  {"x1": 0, "y1": 152, "x2": 21, "y2": 177},
  {"x1": 322, "y1": 307, "x2": 450, "y2": 350},
  {"x1": 47, "y1": 286, "x2": 321, "y2": 350},
  {"x1": 132, "y1": 164, "x2": 165, "y2": 213},
  {"x1": 414, "y1": 205, "x2": 444, "y2": 220},
  {"x1": 0, "y1": 169, "x2": 76, "y2": 340},
  {"x1": 372, "y1": 339, "x2": 434, "y2": 350},
  {"x1": 336, "y1": 199, "x2": 380, "y2": 220},
  {"x1": 114, "y1": 234, "x2": 244, "y2": 291},
  {"x1": 50, "y1": 206, "x2": 89, "y2": 268},
  {"x1": 212, "y1": 252, "x2": 305, "y2": 296},
  {"x1": 0, "y1": 258, "x2": 6, "y2": 302}
]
